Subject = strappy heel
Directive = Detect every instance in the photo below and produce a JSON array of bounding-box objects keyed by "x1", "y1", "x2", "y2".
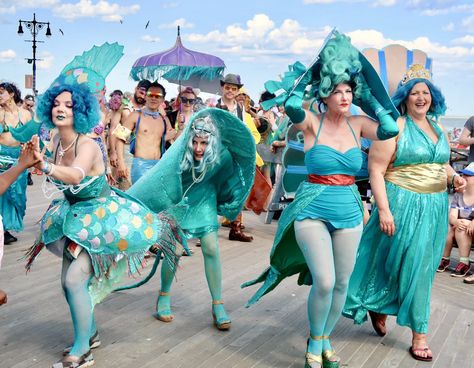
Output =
[
  {"x1": 153, "y1": 291, "x2": 174, "y2": 322},
  {"x1": 305, "y1": 335, "x2": 323, "y2": 368},
  {"x1": 63, "y1": 330, "x2": 100, "y2": 356},
  {"x1": 320, "y1": 335, "x2": 340, "y2": 368},
  {"x1": 52, "y1": 350, "x2": 94, "y2": 368},
  {"x1": 212, "y1": 300, "x2": 231, "y2": 330}
]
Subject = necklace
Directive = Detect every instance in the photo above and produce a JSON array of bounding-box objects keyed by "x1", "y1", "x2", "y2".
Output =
[
  {"x1": 58, "y1": 134, "x2": 79, "y2": 164},
  {"x1": 191, "y1": 165, "x2": 207, "y2": 183}
]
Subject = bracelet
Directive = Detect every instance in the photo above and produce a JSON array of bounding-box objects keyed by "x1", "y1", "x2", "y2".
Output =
[
  {"x1": 452, "y1": 173, "x2": 460, "y2": 187},
  {"x1": 49, "y1": 163, "x2": 56, "y2": 176},
  {"x1": 41, "y1": 161, "x2": 51, "y2": 175}
]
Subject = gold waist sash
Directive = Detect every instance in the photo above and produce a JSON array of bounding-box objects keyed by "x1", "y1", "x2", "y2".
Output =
[{"x1": 385, "y1": 163, "x2": 447, "y2": 194}]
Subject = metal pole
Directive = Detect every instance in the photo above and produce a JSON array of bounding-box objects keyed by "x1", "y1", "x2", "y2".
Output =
[
  {"x1": 18, "y1": 12, "x2": 51, "y2": 96},
  {"x1": 32, "y1": 13, "x2": 37, "y2": 96}
]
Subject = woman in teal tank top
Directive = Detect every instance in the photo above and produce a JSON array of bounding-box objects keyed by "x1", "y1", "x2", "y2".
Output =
[
  {"x1": 243, "y1": 32, "x2": 400, "y2": 368},
  {"x1": 25, "y1": 83, "x2": 184, "y2": 368},
  {"x1": 343, "y1": 65, "x2": 466, "y2": 362}
]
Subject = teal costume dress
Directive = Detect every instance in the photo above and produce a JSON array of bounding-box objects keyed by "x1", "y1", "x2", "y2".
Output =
[
  {"x1": 26, "y1": 174, "x2": 183, "y2": 305},
  {"x1": 242, "y1": 114, "x2": 364, "y2": 305},
  {"x1": 343, "y1": 116, "x2": 450, "y2": 333},
  {"x1": 127, "y1": 108, "x2": 256, "y2": 241},
  {"x1": 0, "y1": 119, "x2": 41, "y2": 231}
]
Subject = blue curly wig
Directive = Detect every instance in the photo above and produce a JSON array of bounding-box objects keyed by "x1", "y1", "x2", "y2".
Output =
[
  {"x1": 36, "y1": 83, "x2": 100, "y2": 134},
  {"x1": 391, "y1": 78, "x2": 446, "y2": 118},
  {"x1": 310, "y1": 32, "x2": 369, "y2": 103}
]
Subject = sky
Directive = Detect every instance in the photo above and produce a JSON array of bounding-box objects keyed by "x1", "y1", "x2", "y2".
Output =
[{"x1": 1, "y1": 0, "x2": 474, "y2": 117}]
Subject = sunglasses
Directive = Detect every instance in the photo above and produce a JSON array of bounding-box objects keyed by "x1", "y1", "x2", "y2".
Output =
[
  {"x1": 224, "y1": 85, "x2": 239, "y2": 92},
  {"x1": 181, "y1": 97, "x2": 196, "y2": 104},
  {"x1": 147, "y1": 92, "x2": 164, "y2": 98}
]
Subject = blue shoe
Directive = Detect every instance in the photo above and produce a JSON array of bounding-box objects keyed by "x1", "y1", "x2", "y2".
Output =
[{"x1": 153, "y1": 291, "x2": 174, "y2": 322}]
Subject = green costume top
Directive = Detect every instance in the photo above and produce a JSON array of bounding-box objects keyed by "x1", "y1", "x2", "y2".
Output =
[{"x1": 127, "y1": 108, "x2": 256, "y2": 239}]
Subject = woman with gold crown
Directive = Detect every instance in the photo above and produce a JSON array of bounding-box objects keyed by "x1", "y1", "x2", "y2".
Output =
[{"x1": 343, "y1": 63, "x2": 466, "y2": 362}]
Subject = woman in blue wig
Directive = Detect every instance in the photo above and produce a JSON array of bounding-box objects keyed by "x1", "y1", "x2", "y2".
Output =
[
  {"x1": 242, "y1": 31, "x2": 399, "y2": 368},
  {"x1": 25, "y1": 82, "x2": 183, "y2": 368},
  {"x1": 122, "y1": 108, "x2": 256, "y2": 331},
  {"x1": 343, "y1": 64, "x2": 465, "y2": 362}
]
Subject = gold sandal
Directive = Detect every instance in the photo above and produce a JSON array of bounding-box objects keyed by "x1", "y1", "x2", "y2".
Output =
[
  {"x1": 212, "y1": 300, "x2": 231, "y2": 330},
  {"x1": 321, "y1": 335, "x2": 340, "y2": 368},
  {"x1": 305, "y1": 335, "x2": 324, "y2": 368}
]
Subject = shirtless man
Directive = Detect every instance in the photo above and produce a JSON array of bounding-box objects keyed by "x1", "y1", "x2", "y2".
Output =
[
  {"x1": 0, "y1": 82, "x2": 32, "y2": 244},
  {"x1": 115, "y1": 82, "x2": 175, "y2": 184},
  {"x1": 109, "y1": 80, "x2": 149, "y2": 169}
]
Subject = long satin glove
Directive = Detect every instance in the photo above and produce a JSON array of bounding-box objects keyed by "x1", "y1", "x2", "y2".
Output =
[
  {"x1": 284, "y1": 70, "x2": 313, "y2": 125},
  {"x1": 369, "y1": 97, "x2": 399, "y2": 140},
  {"x1": 357, "y1": 75, "x2": 399, "y2": 140}
]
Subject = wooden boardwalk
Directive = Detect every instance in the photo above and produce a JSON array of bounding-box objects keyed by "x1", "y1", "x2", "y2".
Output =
[{"x1": 0, "y1": 179, "x2": 473, "y2": 368}]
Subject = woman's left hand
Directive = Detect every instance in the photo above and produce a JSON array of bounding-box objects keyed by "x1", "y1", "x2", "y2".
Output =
[{"x1": 453, "y1": 175, "x2": 467, "y2": 192}]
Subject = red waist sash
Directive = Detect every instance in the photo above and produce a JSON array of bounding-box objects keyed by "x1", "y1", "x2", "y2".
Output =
[{"x1": 308, "y1": 174, "x2": 355, "y2": 186}]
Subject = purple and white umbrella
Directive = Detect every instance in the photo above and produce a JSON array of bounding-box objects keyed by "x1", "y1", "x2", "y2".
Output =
[{"x1": 130, "y1": 26, "x2": 225, "y2": 94}]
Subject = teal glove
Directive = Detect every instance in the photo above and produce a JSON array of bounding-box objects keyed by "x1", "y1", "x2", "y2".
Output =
[
  {"x1": 368, "y1": 97, "x2": 399, "y2": 140},
  {"x1": 261, "y1": 62, "x2": 312, "y2": 124}
]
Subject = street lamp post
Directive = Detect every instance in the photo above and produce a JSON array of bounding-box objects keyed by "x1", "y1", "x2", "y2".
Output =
[{"x1": 17, "y1": 13, "x2": 52, "y2": 96}]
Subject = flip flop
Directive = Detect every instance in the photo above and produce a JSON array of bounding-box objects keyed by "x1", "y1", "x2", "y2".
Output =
[{"x1": 409, "y1": 346, "x2": 433, "y2": 362}]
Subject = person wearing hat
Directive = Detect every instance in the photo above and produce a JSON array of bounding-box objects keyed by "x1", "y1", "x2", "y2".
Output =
[
  {"x1": 217, "y1": 73, "x2": 262, "y2": 242},
  {"x1": 437, "y1": 162, "x2": 474, "y2": 281},
  {"x1": 243, "y1": 31, "x2": 400, "y2": 368},
  {"x1": 344, "y1": 63, "x2": 466, "y2": 362}
]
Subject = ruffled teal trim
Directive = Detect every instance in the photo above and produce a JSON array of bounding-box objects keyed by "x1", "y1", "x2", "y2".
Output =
[
  {"x1": 130, "y1": 65, "x2": 224, "y2": 83},
  {"x1": 241, "y1": 266, "x2": 282, "y2": 307}
]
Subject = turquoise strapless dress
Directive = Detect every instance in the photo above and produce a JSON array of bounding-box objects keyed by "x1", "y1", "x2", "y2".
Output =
[
  {"x1": 343, "y1": 116, "x2": 450, "y2": 333},
  {"x1": 243, "y1": 115, "x2": 364, "y2": 305},
  {"x1": 26, "y1": 175, "x2": 183, "y2": 305}
]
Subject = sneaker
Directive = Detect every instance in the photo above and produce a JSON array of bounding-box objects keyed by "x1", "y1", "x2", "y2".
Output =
[
  {"x1": 451, "y1": 262, "x2": 471, "y2": 277},
  {"x1": 437, "y1": 258, "x2": 450, "y2": 273},
  {"x1": 464, "y1": 274, "x2": 474, "y2": 284}
]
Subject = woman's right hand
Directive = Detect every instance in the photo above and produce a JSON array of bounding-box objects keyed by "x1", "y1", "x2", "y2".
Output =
[
  {"x1": 455, "y1": 219, "x2": 470, "y2": 232},
  {"x1": 379, "y1": 208, "x2": 395, "y2": 236}
]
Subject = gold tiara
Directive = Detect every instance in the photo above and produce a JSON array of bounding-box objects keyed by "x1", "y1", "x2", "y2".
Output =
[{"x1": 400, "y1": 64, "x2": 431, "y2": 85}]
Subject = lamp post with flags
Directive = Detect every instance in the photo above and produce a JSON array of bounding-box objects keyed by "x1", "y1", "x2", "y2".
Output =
[{"x1": 17, "y1": 13, "x2": 52, "y2": 96}]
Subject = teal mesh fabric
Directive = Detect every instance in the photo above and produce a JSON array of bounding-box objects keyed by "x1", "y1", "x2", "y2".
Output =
[
  {"x1": 127, "y1": 108, "x2": 256, "y2": 238},
  {"x1": 343, "y1": 116, "x2": 450, "y2": 333}
]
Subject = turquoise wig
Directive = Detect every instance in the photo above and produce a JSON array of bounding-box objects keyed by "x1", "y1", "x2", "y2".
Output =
[
  {"x1": 310, "y1": 32, "x2": 371, "y2": 104},
  {"x1": 180, "y1": 115, "x2": 221, "y2": 174},
  {"x1": 391, "y1": 78, "x2": 446, "y2": 117},
  {"x1": 36, "y1": 83, "x2": 100, "y2": 134}
]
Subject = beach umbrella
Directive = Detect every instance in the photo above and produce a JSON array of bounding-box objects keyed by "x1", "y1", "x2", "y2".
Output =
[{"x1": 130, "y1": 26, "x2": 225, "y2": 94}]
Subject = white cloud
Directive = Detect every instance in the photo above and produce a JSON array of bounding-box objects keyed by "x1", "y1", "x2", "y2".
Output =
[
  {"x1": 37, "y1": 51, "x2": 54, "y2": 69},
  {"x1": 303, "y1": 0, "x2": 338, "y2": 3},
  {"x1": 452, "y1": 35, "x2": 474, "y2": 44},
  {"x1": 421, "y1": 3, "x2": 474, "y2": 16},
  {"x1": 372, "y1": 0, "x2": 397, "y2": 7},
  {"x1": 0, "y1": 49, "x2": 16, "y2": 62},
  {"x1": 141, "y1": 35, "x2": 160, "y2": 43},
  {"x1": 443, "y1": 22, "x2": 455, "y2": 31},
  {"x1": 52, "y1": 0, "x2": 140, "y2": 22},
  {"x1": 0, "y1": 0, "x2": 58, "y2": 13},
  {"x1": 162, "y1": 2, "x2": 178, "y2": 8},
  {"x1": 462, "y1": 14, "x2": 474, "y2": 32},
  {"x1": 159, "y1": 18, "x2": 194, "y2": 29}
]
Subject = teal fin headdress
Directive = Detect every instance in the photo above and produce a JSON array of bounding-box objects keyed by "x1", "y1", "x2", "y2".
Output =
[
  {"x1": 51, "y1": 42, "x2": 124, "y2": 95},
  {"x1": 262, "y1": 29, "x2": 399, "y2": 121}
]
